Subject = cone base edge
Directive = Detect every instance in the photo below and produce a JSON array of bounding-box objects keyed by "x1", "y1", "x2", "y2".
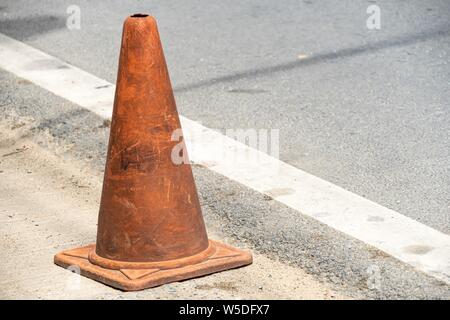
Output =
[{"x1": 54, "y1": 240, "x2": 252, "y2": 291}]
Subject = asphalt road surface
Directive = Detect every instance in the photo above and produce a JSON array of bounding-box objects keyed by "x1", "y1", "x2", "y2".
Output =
[{"x1": 0, "y1": 0, "x2": 449, "y2": 299}]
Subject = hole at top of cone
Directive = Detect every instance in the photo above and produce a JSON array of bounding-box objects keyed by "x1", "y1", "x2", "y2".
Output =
[{"x1": 131, "y1": 13, "x2": 149, "y2": 18}]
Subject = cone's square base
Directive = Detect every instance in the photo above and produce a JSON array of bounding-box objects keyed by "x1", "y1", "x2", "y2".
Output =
[{"x1": 54, "y1": 240, "x2": 252, "y2": 291}]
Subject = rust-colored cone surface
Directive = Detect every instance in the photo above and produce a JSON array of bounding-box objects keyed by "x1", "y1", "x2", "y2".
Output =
[{"x1": 54, "y1": 14, "x2": 252, "y2": 291}]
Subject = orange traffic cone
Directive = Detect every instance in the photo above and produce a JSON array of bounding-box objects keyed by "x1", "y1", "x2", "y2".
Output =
[{"x1": 54, "y1": 14, "x2": 252, "y2": 291}]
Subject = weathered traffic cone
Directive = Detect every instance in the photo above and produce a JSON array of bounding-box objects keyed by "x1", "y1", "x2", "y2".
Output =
[{"x1": 54, "y1": 14, "x2": 252, "y2": 291}]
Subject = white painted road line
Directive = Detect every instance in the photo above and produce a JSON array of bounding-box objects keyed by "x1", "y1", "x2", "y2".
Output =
[{"x1": 0, "y1": 33, "x2": 449, "y2": 284}]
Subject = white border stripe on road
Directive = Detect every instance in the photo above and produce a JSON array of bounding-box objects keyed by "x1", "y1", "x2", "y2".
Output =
[{"x1": 0, "y1": 33, "x2": 448, "y2": 284}]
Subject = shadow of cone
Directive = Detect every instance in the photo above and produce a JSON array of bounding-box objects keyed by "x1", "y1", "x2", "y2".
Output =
[{"x1": 54, "y1": 14, "x2": 252, "y2": 291}]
